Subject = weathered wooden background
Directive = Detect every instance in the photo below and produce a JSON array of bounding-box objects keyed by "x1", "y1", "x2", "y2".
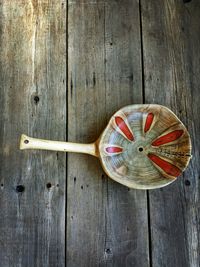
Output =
[{"x1": 0, "y1": 0, "x2": 199, "y2": 266}]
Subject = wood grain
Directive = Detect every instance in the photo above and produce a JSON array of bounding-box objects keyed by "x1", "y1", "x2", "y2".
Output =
[
  {"x1": 0, "y1": 0, "x2": 199, "y2": 266},
  {"x1": 67, "y1": 0, "x2": 149, "y2": 266},
  {"x1": 141, "y1": 0, "x2": 200, "y2": 266},
  {"x1": 0, "y1": 1, "x2": 66, "y2": 266}
]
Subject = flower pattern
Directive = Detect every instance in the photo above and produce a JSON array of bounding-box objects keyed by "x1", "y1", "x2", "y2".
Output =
[{"x1": 99, "y1": 104, "x2": 192, "y2": 189}]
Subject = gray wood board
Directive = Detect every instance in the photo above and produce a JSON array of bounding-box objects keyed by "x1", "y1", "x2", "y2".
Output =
[
  {"x1": 141, "y1": 0, "x2": 200, "y2": 266},
  {"x1": 0, "y1": 0, "x2": 199, "y2": 266},
  {"x1": 0, "y1": 1, "x2": 66, "y2": 266},
  {"x1": 67, "y1": 0, "x2": 149, "y2": 266}
]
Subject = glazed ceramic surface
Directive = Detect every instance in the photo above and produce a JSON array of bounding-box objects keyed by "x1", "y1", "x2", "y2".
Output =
[{"x1": 99, "y1": 104, "x2": 192, "y2": 189}]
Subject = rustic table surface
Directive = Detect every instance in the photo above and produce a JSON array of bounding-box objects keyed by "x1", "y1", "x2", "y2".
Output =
[{"x1": 0, "y1": 1, "x2": 199, "y2": 267}]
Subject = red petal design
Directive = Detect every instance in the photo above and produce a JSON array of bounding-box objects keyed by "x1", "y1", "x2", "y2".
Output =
[
  {"x1": 148, "y1": 153, "x2": 181, "y2": 177},
  {"x1": 115, "y1": 116, "x2": 134, "y2": 141},
  {"x1": 152, "y1": 130, "x2": 184, "y2": 146},
  {"x1": 144, "y1": 113, "x2": 154, "y2": 132},
  {"x1": 106, "y1": 147, "x2": 123, "y2": 153}
]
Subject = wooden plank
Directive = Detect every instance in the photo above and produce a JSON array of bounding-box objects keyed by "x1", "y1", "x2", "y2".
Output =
[
  {"x1": 67, "y1": 1, "x2": 149, "y2": 266},
  {"x1": 141, "y1": 0, "x2": 200, "y2": 266},
  {"x1": 0, "y1": 1, "x2": 66, "y2": 266}
]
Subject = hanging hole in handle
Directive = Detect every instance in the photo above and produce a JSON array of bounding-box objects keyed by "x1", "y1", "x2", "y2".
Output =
[{"x1": 24, "y1": 140, "x2": 29, "y2": 144}]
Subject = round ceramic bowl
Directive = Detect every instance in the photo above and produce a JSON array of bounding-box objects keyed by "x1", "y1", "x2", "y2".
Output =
[{"x1": 99, "y1": 104, "x2": 192, "y2": 189}]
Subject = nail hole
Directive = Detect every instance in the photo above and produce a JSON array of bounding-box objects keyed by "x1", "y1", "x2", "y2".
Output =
[
  {"x1": 185, "y1": 180, "x2": 190, "y2": 186},
  {"x1": 46, "y1": 182, "x2": 52, "y2": 189},
  {"x1": 1, "y1": 183, "x2": 4, "y2": 188},
  {"x1": 16, "y1": 185, "x2": 25, "y2": 193},
  {"x1": 34, "y1": 95, "x2": 40, "y2": 104},
  {"x1": 24, "y1": 140, "x2": 29, "y2": 144},
  {"x1": 138, "y1": 147, "x2": 143, "y2": 152},
  {"x1": 74, "y1": 177, "x2": 76, "y2": 182},
  {"x1": 110, "y1": 42, "x2": 113, "y2": 46},
  {"x1": 56, "y1": 184, "x2": 59, "y2": 187},
  {"x1": 81, "y1": 185, "x2": 83, "y2": 189},
  {"x1": 105, "y1": 248, "x2": 112, "y2": 254}
]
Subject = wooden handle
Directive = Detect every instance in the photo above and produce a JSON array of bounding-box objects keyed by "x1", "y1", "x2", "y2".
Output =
[{"x1": 20, "y1": 134, "x2": 98, "y2": 157}]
